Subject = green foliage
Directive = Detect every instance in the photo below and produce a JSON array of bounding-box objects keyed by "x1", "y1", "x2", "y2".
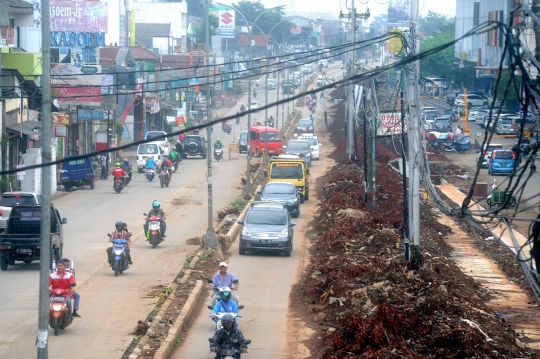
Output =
[
  {"x1": 495, "y1": 71, "x2": 521, "y2": 101},
  {"x1": 231, "y1": 1, "x2": 291, "y2": 43},
  {"x1": 115, "y1": 122, "x2": 124, "y2": 141},
  {"x1": 185, "y1": 0, "x2": 204, "y2": 18},
  {"x1": 231, "y1": 198, "x2": 247, "y2": 212},
  {"x1": 193, "y1": 14, "x2": 219, "y2": 44},
  {"x1": 419, "y1": 11, "x2": 454, "y2": 37}
]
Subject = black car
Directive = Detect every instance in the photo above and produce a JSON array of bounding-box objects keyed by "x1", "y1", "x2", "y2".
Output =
[
  {"x1": 258, "y1": 182, "x2": 300, "y2": 218},
  {"x1": 183, "y1": 135, "x2": 207, "y2": 159},
  {"x1": 238, "y1": 131, "x2": 248, "y2": 153},
  {"x1": 446, "y1": 91, "x2": 461, "y2": 106},
  {"x1": 237, "y1": 202, "x2": 295, "y2": 257},
  {"x1": 433, "y1": 118, "x2": 452, "y2": 133}
]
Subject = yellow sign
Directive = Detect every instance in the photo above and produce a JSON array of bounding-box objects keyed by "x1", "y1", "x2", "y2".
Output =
[
  {"x1": 130, "y1": 10, "x2": 136, "y2": 46},
  {"x1": 389, "y1": 28, "x2": 403, "y2": 54}
]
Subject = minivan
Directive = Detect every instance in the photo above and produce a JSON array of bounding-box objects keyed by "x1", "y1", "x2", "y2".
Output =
[
  {"x1": 495, "y1": 115, "x2": 520, "y2": 135},
  {"x1": 488, "y1": 150, "x2": 515, "y2": 175},
  {"x1": 136, "y1": 143, "x2": 164, "y2": 172},
  {"x1": 145, "y1": 131, "x2": 170, "y2": 155}
]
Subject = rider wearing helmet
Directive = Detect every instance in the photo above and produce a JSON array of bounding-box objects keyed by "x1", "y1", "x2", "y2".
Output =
[
  {"x1": 107, "y1": 220, "x2": 132, "y2": 265},
  {"x1": 211, "y1": 286, "x2": 239, "y2": 316},
  {"x1": 210, "y1": 313, "x2": 248, "y2": 358},
  {"x1": 144, "y1": 201, "x2": 167, "y2": 240},
  {"x1": 213, "y1": 138, "x2": 224, "y2": 149},
  {"x1": 122, "y1": 158, "x2": 132, "y2": 180},
  {"x1": 112, "y1": 162, "x2": 127, "y2": 186},
  {"x1": 160, "y1": 155, "x2": 173, "y2": 181}
]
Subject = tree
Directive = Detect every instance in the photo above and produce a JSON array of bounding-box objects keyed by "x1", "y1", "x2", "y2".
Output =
[
  {"x1": 185, "y1": 0, "x2": 205, "y2": 18},
  {"x1": 419, "y1": 11, "x2": 454, "y2": 37},
  {"x1": 232, "y1": 1, "x2": 292, "y2": 43},
  {"x1": 495, "y1": 71, "x2": 521, "y2": 110},
  {"x1": 192, "y1": 14, "x2": 218, "y2": 44}
]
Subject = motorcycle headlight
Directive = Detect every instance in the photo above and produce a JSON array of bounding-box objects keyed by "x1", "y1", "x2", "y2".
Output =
[
  {"x1": 52, "y1": 303, "x2": 63, "y2": 311},
  {"x1": 279, "y1": 229, "x2": 289, "y2": 237},
  {"x1": 241, "y1": 227, "x2": 250, "y2": 236}
]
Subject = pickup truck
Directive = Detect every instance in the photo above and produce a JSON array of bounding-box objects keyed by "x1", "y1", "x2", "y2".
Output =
[
  {"x1": 59, "y1": 156, "x2": 95, "y2": 192},
  {"x1": 0, "y1": 192, "x2": 41, "y2": 232},
  {"x1": 0, "y1": 204, "x2": 66, "y2": 270}
]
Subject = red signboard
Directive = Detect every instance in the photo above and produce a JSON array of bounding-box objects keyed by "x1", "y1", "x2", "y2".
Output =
[{"x1": 1, "y1": 27, "x2": 15, "y2": 47}]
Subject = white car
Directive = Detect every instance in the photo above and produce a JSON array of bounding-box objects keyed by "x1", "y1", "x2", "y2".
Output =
[
  {"x1": 145, "y1": 131, "x2": 170, "y2": 155},
  {"x1": 455, "y1": 94, "x2": 488, "y2": 108},
  {"x1": 298, "y1": 134, "x2": 321, "y2": 160},
  {"x1": 249, "y1": 101, "x2": 260, "y2": 110},
  {"x1": 136, "y1": 143, "x2": 165, "y2": 172}
]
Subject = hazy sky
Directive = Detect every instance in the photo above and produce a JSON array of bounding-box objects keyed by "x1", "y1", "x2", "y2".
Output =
[{"x1": 221, "y1": 0, "x2": 457, "y2": 19}]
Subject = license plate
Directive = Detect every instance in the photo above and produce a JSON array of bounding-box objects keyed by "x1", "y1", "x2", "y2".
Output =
[
  {"x1": 17, "y1": 248, "x2": 32, "y2": 254},
  {"x1": 501, "y1": 163, "x2": 508, "y2": 167},
  {"x1": 258, "y1": 240, "x2": 272, "y2": 244}
]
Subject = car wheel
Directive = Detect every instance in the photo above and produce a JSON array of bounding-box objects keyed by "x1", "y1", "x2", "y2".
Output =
[
  {"x1": 138, "y1": 168, "x2": 144, "y2": 173},
  {"x1": 90, "y1": 179, "x2": 95, "y2": 189},
  {"x1": 239, "y1": 247, "x2": 246, "y2": 255},
  {"x1": 202, "y1": 152, "x2": 207, "y2": 159},
  {"x1": 284, "y1": 248, "x2": 291, "y2": 257}
]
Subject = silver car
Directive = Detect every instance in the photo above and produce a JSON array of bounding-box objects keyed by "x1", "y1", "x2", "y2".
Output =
[{"x1": 495, "y1": 116, "x2": 520, "y2": 135}]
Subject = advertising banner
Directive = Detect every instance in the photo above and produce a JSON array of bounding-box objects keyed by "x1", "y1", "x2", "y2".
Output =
[
  {"x1": 387, "y1": 0, "x2": 409, "y2": 28},
  {"x1": 51, "y1": 64, "x2": 102, "y2": 107},
  {"x1": 218, "y1": 10, "x2": 235, "y2": 39},
  {"x1": 1, "y1": 27, "x2": 14, "y2": 47},
  {"x1": 377, "y1": 111, "x2": 407, "y2": 136},
  {"x1": 50, "y1": 1, "x2": 108, "y2": 32}
]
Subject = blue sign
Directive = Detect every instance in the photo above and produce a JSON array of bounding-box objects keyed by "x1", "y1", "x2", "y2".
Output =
[
  {"x1": 78, "y1": 109, "x2": 105, "y2": 121},
  {"x1": 519, "y1": 111, "x2": 532, "y2": 120},
  {"x1": 188, "y1": 78, "x2": 200, "y2": 85}
]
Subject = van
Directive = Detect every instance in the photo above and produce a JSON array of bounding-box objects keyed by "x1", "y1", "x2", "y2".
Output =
[
  {"x1": 267, "y1": 156, "x2": 310, "y2": 202},
  {"x1": 136, "y1": 143, "x2": 164, "y2": 172},
  {"x1": 250, "y1": 125, "x2": 283, "y2": 156},
  {"x1": 495, "y1": 115, "x2": 520, "y2": 135}
]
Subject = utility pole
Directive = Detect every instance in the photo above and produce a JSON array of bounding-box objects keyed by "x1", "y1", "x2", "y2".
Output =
[
  {"x1": 276, "y1": 70, "x2": 280, "y2": 130},
  {"x1": 204, "y1": 0, "x2": 218, "y2": 249},
  {"x1": 368, "y1": 83, "x2": 377, "y2": 209},
  {"x1": 406, "y1": 0, "x2": 421, "y2": 269},
  {"x1": 322, "y1": 88, "x2": 328, "y2": 128},
  {"x1": 245, "y1": 32, "x2": 253, "y2": 190},
  {"x1": 534, "y1": 0, "x2": 540, "y2": 63},
  {"x1": 400, "y1": 70, "x2": 408, "y2": 261},
  {"x1": 37, "y1": 0, "x2": 52, "y2": 355}
]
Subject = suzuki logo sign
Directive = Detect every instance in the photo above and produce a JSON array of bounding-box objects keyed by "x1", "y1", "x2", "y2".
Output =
[{"x1": 221, "y1": 12, "x2": 233, "y2": 25}]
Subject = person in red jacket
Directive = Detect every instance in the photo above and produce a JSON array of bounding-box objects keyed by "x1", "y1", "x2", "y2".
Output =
[
  {"x1": 107, "y1": 221, "x2": 132, "y2": 265},
  {"x1": 49, "y1": 260, "x2": 76, "y2": 322},
  {"x1": 111, "y1": 162, "x2": 126, "y2": 186},
  {"x1": 160, "y1": 156, "x2": 173, "y2": 182}
]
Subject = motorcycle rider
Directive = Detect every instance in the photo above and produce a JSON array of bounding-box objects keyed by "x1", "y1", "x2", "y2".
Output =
[
  {"x1": 267, "y1": 116, "x2": 274, "y2": 126},
  {"x1": 211, "y1": 287, "x2": 239, "y2": 317},
  {"x1": 308, "y1": 114, "x2": 314, "y2": 122},
  {"x1": 144, "y1": 200, "x2": 166, "y2": 240},
  {"x1": 240, "y1": 104, "x2": 246, "y2": 113},
  {"x1": 159, "y1": 155, "x2": 173, "y2": 182},
  {"x1": 122, "y1": 158, "x2": 132, "y2": 180},
  {"x1": 49, "y1": 259, "x2": 76, "y2": 323},
  {"x1": 211, "y1": 261, "x2": 240, "y2": 306},
  {"x1": 107, "y1": 220, "x2": 132, "y2": 265},
  {"x1": 146, "y1": 156, "x2": 156, "y2": 170},
  {"x1": 235, "y1": 111, "x2": 241, "y2": 124},
  {"x1": 169, "y1": 148, "x2": 180, "y2": 168},
  {"x1": 112, "y1": 162, "x2": 127, "y2": 187},
  {"x1": 214, "y1": 138, "x2": 224, "y2": 150},
  {"x1": 62, "y1": 258, "x2": 81, "y2": 318},
  {"x1": 210, "y1": 314, "x2": 248, "y2": 358}
]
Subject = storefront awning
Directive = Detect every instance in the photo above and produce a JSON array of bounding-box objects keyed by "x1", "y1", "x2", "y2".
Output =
[{"x1": 7, "y1": 120, "x2": 42, "y2": 137}]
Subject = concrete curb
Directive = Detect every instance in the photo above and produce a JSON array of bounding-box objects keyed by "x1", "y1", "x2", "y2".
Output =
[
  {"x1": 153, "y1": 280, "x2": 204, "y2": 359},
  {"x1": 224, "y1": 185, "x2": 262, "y2": 243}
]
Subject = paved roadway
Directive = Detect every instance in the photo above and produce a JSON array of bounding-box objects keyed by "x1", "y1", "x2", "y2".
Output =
[
  {"x1": 0, "y1": 84, "x2": 286, "y2": 358},
  {"x1": 171, "y1": 65, "x2": 341, "y2": 359}
]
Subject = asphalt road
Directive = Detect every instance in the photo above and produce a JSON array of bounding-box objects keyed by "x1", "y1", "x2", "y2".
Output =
[
  {"x1": 0, "y1": 97, "x2": 264, "y2": 358},
  {"x1": 170, "y1": 66, "x2": 340, "y2": 359}
]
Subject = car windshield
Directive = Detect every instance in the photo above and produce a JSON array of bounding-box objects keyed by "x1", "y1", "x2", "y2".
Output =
[
  {"x1": 261, "y1": 132, "x2": 281, "y2": 142},
  {"x1": 138, "y1": 144, "x2": 158, "y2": 154},
  {"x1": 287, "y1": 141, "x2": 310, "y2": 150},
  {"x1": 240, "y1": 133, "x2": 247, "y2": 140},
  {"x1": 264, "y1": 184, "x2": 296, "y2": 195},
  {"x1": 146, "y1": 132, "x2": 166, "y2": 141},
  {"x1": 271, "y1": 163, "x2": 304, "y2": 179},
  {"x1": 0, "y1": 195, "x2": 38, "y2": 207},
  {"x1": 436, "y1": 120, "x2": 449, "y2": 125},
  {"x1": 493, "y1": 151, "x2": 513, "y2": 159},
  {"x1": 298, "y1": 120, "x2": 313, "y2": 126},
  {"x1": 246, "y1": 210, "x2": 287, "y2": 225},
  {"x1": 442, "y1": 110, "x2": 453, "y2": 115},
  {"x1": 301, "y1": 138, "x2": 317, "y2": 146},
  {"x1": 487, "y1": 145, "x2": 504, "y2": 151},
  {"x1": 499, "y1": 119, "x2": 513, "y2": 124},
  {"x1": 425, "y1": 113, "x2": 437, "y2": 120}
]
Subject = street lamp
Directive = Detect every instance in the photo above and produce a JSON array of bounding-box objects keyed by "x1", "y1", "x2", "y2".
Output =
[{"x1": 216, "y1": 2, "x2": 283, "y2": 190}]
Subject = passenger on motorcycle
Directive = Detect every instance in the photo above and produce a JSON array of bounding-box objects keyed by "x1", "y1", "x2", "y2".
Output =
[
  {"x1": 122, "y1": 158, "x2": 132, "y2": 180},
  {"x1": 107, "y1": 221, "x2": 132, "y2": 265},
  {"x1": 214, "y1": 139, "x2": 224, "y2": 149},
  {"x1": 144, "y1": 201, "x2": 166, "y2": 240},
  {"x1": 159, "y1": 156, "x2": 173, "y2": 181},
  {"x1": 62, "y1": 258, "x2": 81, "y2": 318},
  {"x1": 211, "y1": 261, "x2": 240, "y2": 306},
  {"x1": 49, "y1": 260, "x2": 76, "y2": 323},
  {"x1": 211, "y1": 287, "x2": 239, "y2": 317},
  {"x1": 146, "y1": 157, "x2": 156, "y2": 169},
  {"x1": 112, "y1": 162, "x2": 127, "y2": 186},
  {"x1": 210, "y1": 314, "x2": 248, "y2": 358}
]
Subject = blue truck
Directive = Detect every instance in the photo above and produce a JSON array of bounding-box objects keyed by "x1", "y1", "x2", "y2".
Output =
[{"x1": 59, "y1": 156, "x2": 95, "y2": 192}]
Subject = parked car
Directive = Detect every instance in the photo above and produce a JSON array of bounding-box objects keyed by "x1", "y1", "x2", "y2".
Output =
[
  {"x1": 0, "y1": 192, "x2": 41, "y2": 233},
  {"x1": 145, "y1": 131, "x2": 170, "y2": 155},
  {"x1": 237, "y1": 202, "x2": 295, "y2": 256},
  {"x1": 296, "y1": 119, "x2": 314, "y2": 134},
  {"x1": 136, "y1": 143, "x2": 165, "y2": 172},
  {"x1": 488, "y1": 150, "x2": 515, "y2": 175},
  {"x1": 455, "y1": 94, "x2": 489, "y2": 108},
  {"x1": 477, "y1": 143, "x2": 505, "y2": 167},
  {"x1": 182, "y1": 135, "x2": 207, "y2": 159},
  {"x1": 298, "y1": 134, "x2": 321, "y2": 160},
  {"x1": 446, "y1": 91, "x2": 461, "y2": 106},
  {"x1": 257, "y1": 182, "x2": 300, "y2": 218},
  {"x1": 238, "y1": 131, "x2": 248, "y2": 153},
  {"x1": 423, "y1": 112, "x2": 438, "y2": 130},
  {"x1": 59, "y1": 156, "x2": 96, "y2": 191},
  {"x1": 495, "y1": 115, "x2": 520, "y2": 135},
  {"x1": 433, "y1": 118, "x2": 452, "y2": 133}
]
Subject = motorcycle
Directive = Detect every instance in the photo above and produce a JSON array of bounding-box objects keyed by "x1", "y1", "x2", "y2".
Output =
[
  {"x1": 487, "y1": 180, "x2": 517, "y2": 208},
  {"x1": 442, "y1": 142, "x2": 456, "y2": 153},
  {"x1": 214, "y1": 148, "x2": 223, "y2": 161},
  {"x1": 208, "y1": 338, "x2": 251, "y2": 359},
  {"x1": 208, "y1": 309, "x2": 243, "y2": 331},
  {"x1": 113, "y1": 176, "x2": 124, "y2": 193},
  {"x1": 49, "y1": 288, "x2": 72, "y2": 336},
  {"x1": 109, "y1": 238, "x2": 130, "y2": 277},
  {"x1": 144, "y1": 214, "x2": 163, "y2": 249},
  {"x1": 224, "y1": 126, "x2": 232, "y2": 134},
  {"x1": 159, "y1": 166, "x2": 170, "y2": 188},
  {"x1": 145, "y1": 168, "x2": 156, "y2": 181},
  {"x1": 235, "y1": 117, "x2": 240, "y2": 125},
  {"x1": 207, "y1": 279, "x2": 239, "y2": 306},
  {"x1": 253, "y1": 90, "x2": 257, "y2": 98}
]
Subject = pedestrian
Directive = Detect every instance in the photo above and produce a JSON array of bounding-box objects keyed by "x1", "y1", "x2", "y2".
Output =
[
  {"x1": 455, "y1": 126, "x2": 462, "y2": 135},
  {"x1": 100, "y1": 154, "x2": 108, "y2": 180}
]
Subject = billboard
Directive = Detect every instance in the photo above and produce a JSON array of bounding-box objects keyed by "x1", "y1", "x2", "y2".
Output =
[
  {"x1": 218, "y1": 10, "x2": 235, "y2": 38},
  {"x1": 377, "y1": 111, "x2": 407, "y2": 136},
  {"x1": 51, "y1": 64, "x2": 102, "y2": 107},
  {"x1": 49, "y1": 1, "x2": 108, "y2": 32},
  {"x1": 388, "y1": 0, "x2": 409, "y2": 28}
]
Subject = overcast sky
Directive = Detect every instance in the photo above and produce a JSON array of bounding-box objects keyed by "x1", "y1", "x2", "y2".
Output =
[{"x1": 221, "y1": 0, "x2": 457, "y2": 19}]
